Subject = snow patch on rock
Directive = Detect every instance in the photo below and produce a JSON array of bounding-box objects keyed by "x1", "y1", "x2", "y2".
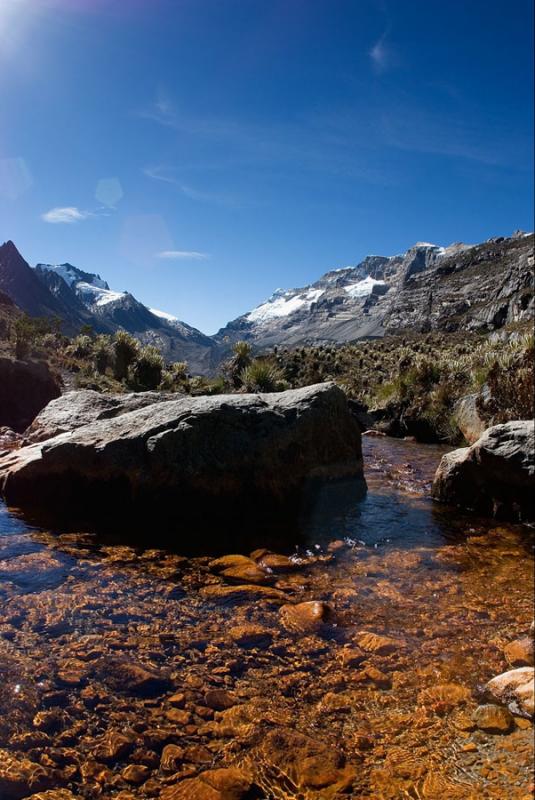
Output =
[
  {"x1": 248, "y1": 287, "x2": 324, "y2": 323},
  {"x1": 150, "y1": 307, "x2": 178, "y2": 322},
  {"x1": 344, "y1": 276, "x2": 386, "y2": 299}
]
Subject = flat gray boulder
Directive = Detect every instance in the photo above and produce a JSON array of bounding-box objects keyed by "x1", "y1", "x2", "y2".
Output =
[
  {"x1": 432, "y1": 420, "x2": 534, "y2": 521},
  {"x1": 24, "y1": 389, "x2": 176, "y2": 443},
  {"x1": 0, "y1": 383, "x2": 364, "y2": 535}
]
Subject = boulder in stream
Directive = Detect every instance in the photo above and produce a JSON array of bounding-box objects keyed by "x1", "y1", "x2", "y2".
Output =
[
  {"x1": 0, "y1": 383, "x2": 364, "y2": 536},
  {"x1": 431, "y1": 420, "x2": 534, "y2": 522}
]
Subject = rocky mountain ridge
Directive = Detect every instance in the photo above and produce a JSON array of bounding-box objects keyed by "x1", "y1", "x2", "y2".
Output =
[
  {"x1": 215, "y1": 232, "x2": 533, "y2": 349},
  {"x1": 0, "y1": 231, "x2": 532, "y2": 374}
]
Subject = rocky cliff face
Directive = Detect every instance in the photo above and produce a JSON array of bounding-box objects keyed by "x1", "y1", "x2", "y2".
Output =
[{"x1": 215, "y1": 232, "x2": 534, "y2": 351}]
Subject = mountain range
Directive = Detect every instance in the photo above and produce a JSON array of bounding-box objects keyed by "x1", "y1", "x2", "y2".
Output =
[{"x1": 0, "y1": 231, "x2": 533, "y2": 374}]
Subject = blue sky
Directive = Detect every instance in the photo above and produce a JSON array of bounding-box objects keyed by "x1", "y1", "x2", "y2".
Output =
[{"x1": 0, "y1": 0, "x2": 533, "y2": 334}]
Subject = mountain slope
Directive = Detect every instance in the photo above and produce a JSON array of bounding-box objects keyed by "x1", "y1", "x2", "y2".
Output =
[
  {"x1": 0, "y1": 244, "x2": 218, "y2": 375},
  {"x1": 215, "y1": 232, "x2": 534, "y2": 350},
  {"x1": 35, "y1": 261, "x2": 218, "y2": 375},
  {"x1": 0, "y1": 241, "x2": 91, "y2": 330}
]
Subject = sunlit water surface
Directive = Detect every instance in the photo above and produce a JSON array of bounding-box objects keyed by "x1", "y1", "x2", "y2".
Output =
[{"x1": 0, "y1": 437, "x2": 533, "y2": 799}]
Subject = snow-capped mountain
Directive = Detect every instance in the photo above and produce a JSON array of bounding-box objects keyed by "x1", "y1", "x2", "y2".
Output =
[
  {"x1": 0, "y1": 244, "x2": 218, "y2": 374},
  {"x1": 215, "y1": 233, "x2": 533, "y2": 350},
  {"x1": 1, "y1": 231, "x2": 532, "y2": 376},
  {"x1": 214, "y1": 242, "x2": 449, "y2": 348},
  {"x1": 34, "y1": 260, "x2": 218, "y2": 374}
]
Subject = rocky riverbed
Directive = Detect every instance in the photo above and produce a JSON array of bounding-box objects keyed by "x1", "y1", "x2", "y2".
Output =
[{"x1": 0, "y1": 436, "x2": 533, "y2": 799}]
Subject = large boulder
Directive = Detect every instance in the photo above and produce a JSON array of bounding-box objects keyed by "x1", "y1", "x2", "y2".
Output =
[
  {"x1": 432, "y1": 420, "x2": 534, "y2": 521},
  {"x1": 0, "y1": 357, "x2": 61, "y2": 433},
  {"x1": 0, "y1": 383, "x2": 364, "y2": 535},
  {"x1": 24, "y1": 389, "x2": 176, "y2": 443}
]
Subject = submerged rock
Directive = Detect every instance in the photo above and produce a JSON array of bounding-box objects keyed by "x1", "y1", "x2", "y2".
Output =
[
  {"x1": 0, "y1": 749, "x2": 52, "y2": 799},
  {"x1": 472, "y1": 703, "x2": 514, "y2": 734},
  {"x1": 160, "y1": 767, "x2": 252, "y2": 800},
  {"x1": 0, "y1": 383, "x2": 364, "y2": 535},
  {"x1": 255, "y1": 727, "x2": 356, "y2": 797},
  {"x1": 504, "y1": 636, "x2": 534, "y2": 667},
  {"x1": 357, "y1": 631, "x2": 401, "y2": 655},
  {"x1": 279, "y1": 600, "x2": 335, "y2": 634},
  {"x1": 431, "y1": 420, "x2": 535, "y2": 521}
]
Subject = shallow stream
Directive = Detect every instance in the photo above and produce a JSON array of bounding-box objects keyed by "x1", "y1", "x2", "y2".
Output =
[{"x1": 0, "y1": 437, "x2": 533, "y2": 799}]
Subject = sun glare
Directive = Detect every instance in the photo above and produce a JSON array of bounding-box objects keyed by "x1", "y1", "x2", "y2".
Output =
[{"x1": 0, "y1": 0, "x2": 32, "y2": 48}]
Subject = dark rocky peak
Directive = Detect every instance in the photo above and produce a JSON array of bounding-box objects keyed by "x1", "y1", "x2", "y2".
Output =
[{"x1": 0, "y1": 240, "x2": 72, "y2": 320}]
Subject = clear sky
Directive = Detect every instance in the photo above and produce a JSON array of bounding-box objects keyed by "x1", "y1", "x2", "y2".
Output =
[{"x1": 0, "y1": 0, "x2": 533, "y2": 334}]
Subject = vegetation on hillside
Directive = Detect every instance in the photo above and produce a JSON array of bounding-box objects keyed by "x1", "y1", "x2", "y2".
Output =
[
  {"x1": 1, "y1": 302, "x2": 533, "y2": 443},
  {"x1": 269, "y1": 328, "x2": 534, "y2": 442}
]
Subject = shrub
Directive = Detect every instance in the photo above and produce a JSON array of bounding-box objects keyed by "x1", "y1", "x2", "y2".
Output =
[
  {"x1": 159, "y1": 361, "x2": 190, "y2": 392},
  {"x1": 240, "y1": 359, "x2": 286, "y2": 392},
  {"x1": 223, "y1": 340, "x2": 253, "y2": 387},
  {"x1": 131, "y1": 345, "x2": 164, "y2": 390},
  {"x1": 93, "y1": 335, "x2": 112, "y2": 374},
  {"x1": 113, "y1": 331, "x2": 139, "y2": 380},
  {"x1": 477, "y1": 342, "x2": 535, "y2": 423},
  {"x1": 68, "y1": 334, "x2": 94, "y2": 359},
  {"x1": 14, "y1": 314, "x2": 58, "y2": 359}
]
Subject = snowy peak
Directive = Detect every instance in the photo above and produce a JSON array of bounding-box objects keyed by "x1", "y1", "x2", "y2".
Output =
[
  {"x1": 36, "y1": 262, "x2": 109, "y2": 291},
  {"x1": 35, "y1": 262, "x2": 126, "y2": 309},
  {"x1": 149, "y1": 307, "x2": 179, "y2": 323}
]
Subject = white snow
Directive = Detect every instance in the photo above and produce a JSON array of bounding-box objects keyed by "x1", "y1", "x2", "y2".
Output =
[
  {"x1": 75, "y1": 281, "x2": 126, "y2": 307},
  {"x1": 94, "y1": 289, "x2": 125, "y2": 306},
  {"x1": 247, "y1": 287, "x2": 324, "y2": 323},
  {"x1": 344, "y1": 275, "x2": 386, "y2": 299},
  {"x1": 150, "y1": 307, "x2": 178, "y2": 322},
  {"x1": 38, "y1": 263, "x2": 77, "y2": 286},
  {"x1": 37, "y1": 263, "x2": 108, "y2": 289}
]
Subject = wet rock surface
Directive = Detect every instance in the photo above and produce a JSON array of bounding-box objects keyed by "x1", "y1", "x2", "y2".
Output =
[
  {"x1": 485, "y1": 667, "x2": 535, "y2": 718},
  {"x1": 0, "y1": 437, "x2": 532, "y2": 799}
]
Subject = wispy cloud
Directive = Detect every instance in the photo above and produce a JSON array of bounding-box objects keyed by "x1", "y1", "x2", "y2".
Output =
[
  {"x1": 138, "y1": 83, "x2": 525, "y2": 188},
  {"x1": 143, "y1": 165, "x2": 178, "y2": 185},
  {"x1": 137, "y1": 91, "x2": 393, "y2": 185},
  {"x1": 41, "y1": 206, "x2": 93, "y2": 224},
  {"x1": 143, "y1": 165, "x2": 240, "y2": 206},
  {"x1": 156, "y1": 250, "x2": 209, "y2": 261}
]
